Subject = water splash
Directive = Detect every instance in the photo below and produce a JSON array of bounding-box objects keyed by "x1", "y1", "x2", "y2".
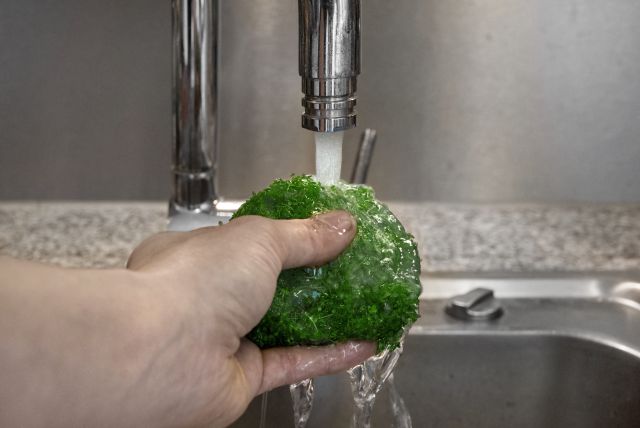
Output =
[
  {"x1": 387, "y1": 373, "x2": 412, "y2": 428},
  {"x1": 290, "y1": 378, "x2": 315, "y2": 428},
  {"x1": 348, "y1": 341, "x2": 405, "y2": 428}
]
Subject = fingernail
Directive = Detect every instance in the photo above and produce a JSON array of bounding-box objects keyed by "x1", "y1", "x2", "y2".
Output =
[{"x1": 314, "y1": 211, "x2": 356, "y2": 236}]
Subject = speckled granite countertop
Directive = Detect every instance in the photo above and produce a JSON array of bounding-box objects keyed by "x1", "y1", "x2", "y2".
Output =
[{"x1": 1, "y1": 202, "x2": 640, "y2": 272}]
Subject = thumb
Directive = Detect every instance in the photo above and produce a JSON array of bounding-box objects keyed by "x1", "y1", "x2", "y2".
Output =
[
  {"x1": 233, "y1": 210, "x2": 357, "y2": 270},
  {"x1": 274, "y1": 210, "x2": 357, "y2": 269}
]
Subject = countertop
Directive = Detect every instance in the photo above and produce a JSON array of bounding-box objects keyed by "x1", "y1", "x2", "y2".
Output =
[{"x1": 1, "y1": 202, "x2": 640, "y2": 272}]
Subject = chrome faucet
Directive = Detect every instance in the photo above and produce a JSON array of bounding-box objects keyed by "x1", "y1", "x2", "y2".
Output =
[
  {"x1": 168, "y1": 0, "x2": 361, "y2": 230},
  {"x1": 299, "y1": 0, "x2": 360, "y2": 132}
]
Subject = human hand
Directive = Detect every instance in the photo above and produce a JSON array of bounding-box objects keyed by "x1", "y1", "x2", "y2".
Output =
[{"x1": 125, "y1": 211, "x2": 375, "y2": 427}]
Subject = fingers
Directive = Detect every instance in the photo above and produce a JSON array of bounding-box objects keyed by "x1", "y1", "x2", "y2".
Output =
[
  {"x1": 263, "y1": 211, "x2": 357, "y2": 270},
  {"x1": 130, "y1": 210, "x2": 356, "y2": 273},
  {"x1": 257, "y1": 341, "x2": 376, "y2": 394}
]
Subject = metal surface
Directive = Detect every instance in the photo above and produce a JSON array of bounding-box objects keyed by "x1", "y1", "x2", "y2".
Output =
[
  {"x1": 169, "y1": 0, "x2": 360, "y2": 227},
  {"x1": 299, "y1": 0, "x2": 360, "y2": 132},
  {"x1": 231, "y1": 274, "x2": 640, "y2": 427},
  {"x1": 445, "y1": 287, "x2": 503, "y2": 321},
  {"x1": 2, "y1": 0, "x2": 640, "y2": 202},
  {"x1": 166, "y1": 199, "x2": 243, "y2": 231},
  {"x1": 350, "y1": 128, "x2": 376, "y2": 185},
  {"x1": 170, "y1": 0, "x2": 219, "y2": 214}
]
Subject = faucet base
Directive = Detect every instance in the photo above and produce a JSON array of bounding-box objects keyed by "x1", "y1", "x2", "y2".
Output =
[{"x1": 167, "y1": 199, "x2": 243, "y2": 231}]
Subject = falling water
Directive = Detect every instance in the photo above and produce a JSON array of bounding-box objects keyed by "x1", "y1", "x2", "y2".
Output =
[
  {"x1": 314, "y1": 131, "x2": 344, "y2": 184},
  {"x1": 258, "y1": 391, "x2": 269, "y2": 428},
  {"x1": 290, "y1": 378, "x2": 315, "y2": 428},
  {"x1": 348, "y1": 339, "x2": 410, "y2": 428},
  {"x1": 387, "y1": 373, "x2": 412, "y2": 428},
  {"x1": 284, "y1": 131, "x2": 342, "y2": 425},
  {"x1": 286, "y1": 131, "x2": 410, "y2": 427}
]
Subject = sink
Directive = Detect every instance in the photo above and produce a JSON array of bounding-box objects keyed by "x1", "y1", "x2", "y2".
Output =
[{"x1": 231, "y1": 274, "x2": 640, "y2": 427}]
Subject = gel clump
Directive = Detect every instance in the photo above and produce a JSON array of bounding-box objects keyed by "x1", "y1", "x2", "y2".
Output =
[{"x1": 233, "y1": 175, "x2": 421, "y2": 351}]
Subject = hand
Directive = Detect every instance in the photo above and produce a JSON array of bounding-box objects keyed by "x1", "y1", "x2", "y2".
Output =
[
  {"x1": 0, "y1": 211, "x2": 374, "y2": 428},
  {"x1": 126, "y1": 211, "x2": 375, "y2": 427}
]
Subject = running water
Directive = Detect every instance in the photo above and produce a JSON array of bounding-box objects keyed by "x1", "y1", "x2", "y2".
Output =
[
  {"x1": 348, "y1": 339, "x2": 410, "y2": 428},
  {"x1": 289, "y1": 378, "x2": 315, "y2": 428},
  {"x1": 314, "y1": 131, "x2": 344, "y2": 184},
  {"x1": 285, "y1": 131, "x2": 343, "y2": 425},
  {"x1": 258, "y1": 392, "x2": 269, "y2": 428},
  {"x1": 287, "y1": 132, "x2": 411, "y2": 427},
  {"x1": 387, "y1": 373, "x2": 412, "y2": 428}
]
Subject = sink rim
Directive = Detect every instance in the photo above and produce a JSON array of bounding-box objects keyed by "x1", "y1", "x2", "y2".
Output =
[
  {"x1": 232, "y1": 273, "x2": 640, "y2": 428},
  {"x1": 420, "y1": 272, "x2": 640, "y2": 306},
  {"x1": 415, "y1": 273, "x2": 640, "y2": 359}
]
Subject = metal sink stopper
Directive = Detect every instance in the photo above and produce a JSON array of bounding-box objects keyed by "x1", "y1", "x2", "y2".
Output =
[{"x1": 445, "y1": 288, "x2": 504, "y2": 321}]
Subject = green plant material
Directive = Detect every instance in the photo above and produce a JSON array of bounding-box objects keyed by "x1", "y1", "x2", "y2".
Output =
[{"x1": 233, "y1": 175, "x2": 421, "y2": 351}]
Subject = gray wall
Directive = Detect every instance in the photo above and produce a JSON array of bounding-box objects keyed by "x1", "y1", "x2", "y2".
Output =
[
  {"x1": 0, "y1": 0, "x2": 171, "y2": 200},
  {"x1": 2, "y1": 0, "x2": 640, "y2": 203}
]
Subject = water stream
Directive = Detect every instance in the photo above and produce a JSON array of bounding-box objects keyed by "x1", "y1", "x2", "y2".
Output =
[
  {"x1": 314, "y1": 131, "x2": 344, "y2": 184},
  {"x1": 283, "y1": 131, "x2": 411, "y2": 427},
  {"x1": 258, "y1": 391, "x2": 269, "y2": 428},
  {"x1": 348, "y1": 340, "x2": 406, "y2": 428},
  {"x1": 289, "y1": 378, "x2": 315, "y2": 428},
  {"x1": 387, "y1": 373, "x2": 412, "y2": 428}
]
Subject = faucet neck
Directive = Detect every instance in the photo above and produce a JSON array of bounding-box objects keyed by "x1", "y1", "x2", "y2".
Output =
[{"x1": 170, "y1": 0, "x2": 219, "y2": 214}]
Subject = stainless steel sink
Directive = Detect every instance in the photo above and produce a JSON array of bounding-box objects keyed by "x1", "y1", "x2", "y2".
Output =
[{"x1": 232, "y1": 274, "x2": 640, "y2": 427}]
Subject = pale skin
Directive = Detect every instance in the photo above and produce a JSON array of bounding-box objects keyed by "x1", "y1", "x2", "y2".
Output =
[{"x1": 0, "y1": 211, "x2": 375, "y2": 427}]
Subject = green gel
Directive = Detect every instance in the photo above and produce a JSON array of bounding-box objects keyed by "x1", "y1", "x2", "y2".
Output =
[{"x1": 233, "y1": 175, "x2": 421, "y2": 351}]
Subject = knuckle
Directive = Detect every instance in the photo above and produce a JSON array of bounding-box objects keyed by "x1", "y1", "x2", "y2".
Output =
[
  {"x1": 125, "y1": 253, "x2": 139, "y2": 269},
  {"x1": 252, "y1": 218, "x2": 282, "y2": 250},
  {"x1": 280, "y1": 350, "x2": 302, "y2": 381},
  {"x1": 302, "y1": 219, "x2": 324, "y2": 255},
  {"x1": 233, "y1": 215, "x2": 279, "y2": 241},
  {"x1": 238, "y1": 216, "x2": 285, "y2": 272},
  {"x1": 229, "y1": 214, "x2": 258, "y2": 227}
]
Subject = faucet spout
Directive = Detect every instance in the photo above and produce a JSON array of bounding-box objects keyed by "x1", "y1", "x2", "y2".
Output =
[{"x1": 299, "y1": 0, "x2": 361, "y2": 132}]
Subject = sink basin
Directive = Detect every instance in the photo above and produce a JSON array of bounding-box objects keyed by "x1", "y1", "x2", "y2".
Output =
[{"x1": 231, "y1": 274, "x2": 640, "y2": 427}]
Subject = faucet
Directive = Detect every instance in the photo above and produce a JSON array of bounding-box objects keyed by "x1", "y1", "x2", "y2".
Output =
[
  {"x1": 168, "y1": 0, "x2": 361, "y2": 231},
  {"x1": 299, "y1": 0, "x2": 360, "y2": 132}
]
